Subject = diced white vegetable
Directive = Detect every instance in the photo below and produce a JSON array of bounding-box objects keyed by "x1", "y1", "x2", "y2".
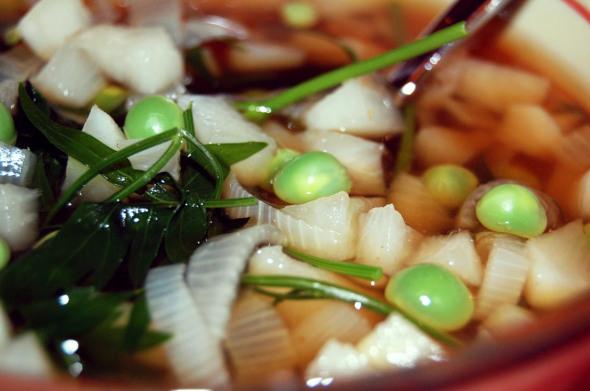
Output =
[
  {"x1": 356, "y1": 204, "x2": 413, "y2": 275},
  {"x1": 177, "y1": 95, "x2": 277, "y2": 187},
  {"x1": 17, "y1": 0, "x2": 92, "y2": 60},
  {"x1": 525, "y1": 220, "x2": 590, "y2": 309},
  {"x1": 455, "y1": 59, "x2": 550, "y2": 113},
  {"x1": 497, "y1": 104, "x2": 561, "y2": 158},
  {"x1": 63, "y1": 106, "x2": 124, "y2": 201},
  {"x1": 227, "y1": 41, "x2": 305, "y2": 73},
  {"x1": 304, "y1": 76, "x2": 404, "y2": 137},
  {"x1": 305, "y1": 340, "x2": 372, "y2": 383},
  {"x1": 82, "y1": 105, "x2": 126, "y2": 149},
  {"x1": 75, "y1": 25, "x2": 183, "y2": 94},
  {"x1": 186, "y1": 225, "x2": 284, "y2": 341},
  {"x1": 481, "y1": 304, "x2": 535, "y2": 338},
  {"x1": 357, "y1": 313, "x2": 445, "y2": 369},
  {"x1": 222, "y1": 175, "x2": 360, "y2": 260},
  {"x1": 184, "y1": 16, "x2": 248, "y2": 48},
  {"x1": 0, "y1": 303, "x2": 11, "y2": 349},
  {"x1": 475, "y1": 234, "x2": 529, "y2": 319},
  {"x1": 0, "y1": 333, "x2": 55, "y2": 378},
  {"x1": 411, "y1": 231, "x2": 482, "y2": 286},
  {"x1": 0, "y1": 184, "x2": 38, "y2": 251},
  {"x1": 415, "y1": 126, "x2": 489, "y2": 167},
  {"x1": 116, "y1": 139, "x2": 181, "y2": 181},
  {"x1": 145, "y1": 264, "x2": 229, "y2": 387},
  {"x1": 31, "y1": 44, "x2": 106, "y2": 108},
  {"x1": 128, "y1": 0, "x2": 184, "y2": 45},
  {"x1": 291, "y1": 302, "x2": 372, "y2": 367},
  {"x1": 388, "y1": 173, "x2": 453, "y2": 235},
  {"x1": 226, "y1": 292, "x2": 296, "y2": 387},
  {"x1": 302, "y1": 129, "x2": 386, "y2": 196}
]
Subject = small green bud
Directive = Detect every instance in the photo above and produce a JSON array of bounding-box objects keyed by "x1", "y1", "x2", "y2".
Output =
[
  {"x1": 422, "y1": 164, "x2": 479, "y2": 209},
  {"x1": 124, "y1": 96, "x2": 183, "y2": 139}
]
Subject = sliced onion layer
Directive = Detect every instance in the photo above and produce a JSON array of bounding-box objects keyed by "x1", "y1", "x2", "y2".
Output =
[
  {"x1": 185, "y1": 224, "x2": 284, "y2": 341},
  {"x1": 474, "y1": 233, "x2": 528, "y2": 319},
  {"x1": 145, "y1": 264, "x2": 229, "y2": 388},
  {"x1": 226, "y1": 292, "x2": 296, "y2": 386}
]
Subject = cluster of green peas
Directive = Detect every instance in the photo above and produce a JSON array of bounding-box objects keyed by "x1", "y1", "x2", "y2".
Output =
[{"x1": 1, "y1": 94, "x2": 555, "y2": 332}]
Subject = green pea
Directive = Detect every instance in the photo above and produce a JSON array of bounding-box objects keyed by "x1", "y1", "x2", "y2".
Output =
[
  {"x1": 281, "y1": 1, "x2": 319, "y2": 29},
  {"x1": 124, "y1": 96, "x2": 183, "y2": 139},
  {"x1": 0, "y1": 237, "x2": 10, "y2": 270},
  {"x1": 422, "y1": 164, "x2": 479, "y2": 209},
  {"x1": 94, "y1": 85, "x2": 128, "y2": 113},
  {"x1": 385, "y1": 264, "x2": 474, "y2": 331},
  {"x1": 262, "y1": 148, "x2": 300, "y2": 191},
  {"x1": 0, "y1": 103, "x2": 16, "y2": 145},
  {"x1": 475, "y1": 183, "x2": 547, "y2": 238},
  {"x1": 273, "y1": 151, "x2": 351, "y2": 204}
]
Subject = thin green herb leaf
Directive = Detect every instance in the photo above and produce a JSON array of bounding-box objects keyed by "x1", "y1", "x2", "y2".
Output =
[
  {"x1": 203, "y1": 197, "x2": 257, "y2": 209},
  {"x1": 283, "y1": 247, "x2": 383, "y2": 280},
  {"x1": 0, "y1": 204, "x2": 130, "y2": 306},
  {"x1": 123, "y1": 294, "x2": 150, "y2": 352},
  {"x1": 18, "y1": 83, "x2": 141, "y2": 188},
  {"x1": 181, "y1": 128, "x2": 224, "y2": 199},
  {"x1": 122, "y1": 205, "x2": 176, "y2": 287},
  {"x1": 243, "y1": 275, "x2": 463, "y2": 348},
  {"x1": 235, "y1": 22, "x2": 467, "y2": 121},
  {"x1": 204, "y1": 142, "x2": 268, "y2": 166},
  {"x1": 143, "y1": 173, "x2": 182, "y2": 205},
  {"x1": 106, "y1": 135, "x2": 183, "y2": 202},
  {"x1": 165, "y1": 194, "x2": 208, "y2": 262},
  {"x1": 48, "y1": 129, "x2": 178, "y2": 222},
  {"x1": 393, "y1": 103, "x2": 416, "y2": 176}
]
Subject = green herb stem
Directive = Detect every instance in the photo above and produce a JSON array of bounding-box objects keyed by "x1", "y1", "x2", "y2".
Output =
[
  {"x1": 47, "y1": 129, "x2": 179, "y2": 222},
  {"x1": 243, "y1": 274, "x2": 463, "y2": 348},
  {"x1": 235, "y1": 22, "x2": 467, "y2": 121},
  {"x1": 393, "y1": 103, "x2": 416, "y2": 176},
  {"x1": 284, "y1": 247, "x2": 383, "y2": 281},
  {"x1": 203, "y1": 197, "x2": 257, "y2": 209},
  {"x1": 106, "y1": 135, "x2": 183, "y2": 202},
  {"x1": 181, "y1": 129, "x2": 225, "y2": 199}
]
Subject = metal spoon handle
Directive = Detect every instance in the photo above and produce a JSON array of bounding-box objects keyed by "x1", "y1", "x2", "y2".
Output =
[{"x1": 389, "y1": 0, "x2": 514, "y2": 102}]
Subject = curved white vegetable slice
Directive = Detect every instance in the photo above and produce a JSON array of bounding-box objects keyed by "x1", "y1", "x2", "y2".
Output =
[
  {"x1": 0, "y1": 184, "x2": 38, "y2": 251},
  {"x1": 145, "y1": 264, "x2": 229, "y2": 388},
  {"x1": 75, "y1": 25, "x2": 183, "y2": 94},
  {"x1": 17, "y1": 0, "x2": 92, "y2": 60},
  {"x1": 128, "y1": 0, "x2": 183, "y2": 45},
  {"x1": 223, "y1": 175, "x2": 361, "y2": 260},
  {"x1": 303, "y1": 76, "x2": 404, "y2": 138},
  {"x1": 475, "y1": 233, "x2": 529, "y2": 319},
  {"x1": 177, "y1": 95, "x2": 277, "y2": 187},
  {"x1": 186, "y1": 225, "x2": 284, "y2": 341},
  {"x1": 305, "y1": 340, "x2": 372, "y2": 383},
  {"x1": 226, "y1": 292, "x2": 296, "y2": 386}
]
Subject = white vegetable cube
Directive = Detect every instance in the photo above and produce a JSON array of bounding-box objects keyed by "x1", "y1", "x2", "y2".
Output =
[
  {"x1": 75, "y1": 25, "x2": 183, "y2": 94},
  {"x1": 177, "y1": 95, "x2": 277, "y2": 187},
  {"x1": 17, "y1": 0, "x2": 92, "y2": 60},
  {"x1": 481, "y1": 304, "x2": 535, "y2": 337},
  {"x1": 32, "y1": 44, "x2": 107, "y2": 108},
  {"x1": 302, "y1": 129, "x2": 386, "y2": 196},
  {"x1": 0, "y1": 333, "x2": 55, "y2": 378},
  {"x1": 304, "y1": 76, "x2": 404, "y2": 137},
  {"x1": 82, "y1": 105, "x2": 126, "y2": 149},
  {"x1": 357, "y1": 313, "x2": 445, "y2": 369},
  {"x1": 356, "y1": 204, "x2": 411, "y2": 275},
  {"x1": 411, "y1": 231, "x2": 483, "y2": 286},
  {"x1": 0, "y1": 184, "x2": 38, "y2": 251},
  {"x1": 305, "y1": 340, "x2": 372, "y2": 382},
  {"x1": 525, "y1": 220, "x2": 590, "y2": 309}
]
